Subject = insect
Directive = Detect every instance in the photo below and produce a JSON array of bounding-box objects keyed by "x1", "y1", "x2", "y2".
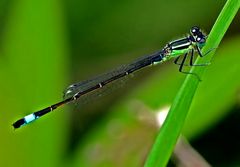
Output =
[{"x1": 13, "y1": 26, "x2": 208, "y2": 129}]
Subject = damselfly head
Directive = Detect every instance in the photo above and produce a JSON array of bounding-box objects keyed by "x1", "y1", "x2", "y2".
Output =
[{"x1": 190, "y1": 26, "x2": 206, "y2": 45}]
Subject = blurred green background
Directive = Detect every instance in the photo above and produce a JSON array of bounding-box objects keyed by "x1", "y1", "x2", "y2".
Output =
[{"x1": 0, "y1": 0, "x2": 239, "y2": 166}]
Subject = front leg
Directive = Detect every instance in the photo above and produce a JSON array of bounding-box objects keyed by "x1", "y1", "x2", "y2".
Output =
[
  {"x1": 190, "y1": 48, "x2": 210, "y2": 66},
  {"x1": 178, "y1": 52, "x2": 202, "y2": 81}
]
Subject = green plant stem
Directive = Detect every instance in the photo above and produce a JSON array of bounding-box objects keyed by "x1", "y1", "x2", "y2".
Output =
[{"x1": 144, "y1": 0, "x2": 240, "y2": 167}]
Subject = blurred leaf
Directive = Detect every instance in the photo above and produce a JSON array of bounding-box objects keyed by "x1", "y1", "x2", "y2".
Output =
[{"x1": 0, "y1": 0, "x2": 69, "y2": 167}]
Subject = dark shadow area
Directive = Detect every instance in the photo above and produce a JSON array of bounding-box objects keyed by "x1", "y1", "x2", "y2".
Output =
[{"x1": 191, "y1": 104, "x2": 240, "y2": 166}]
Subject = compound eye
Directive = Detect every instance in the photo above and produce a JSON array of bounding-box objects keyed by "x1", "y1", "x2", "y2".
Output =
[
  {"x1": 191, "y1": 26, "x2": 200, "y2": 35},
  {"x1": 196, "y1": 37, "x2": 201, "y2": 42},
  {"x1": 196, "y1": 37, "x2": 205, "y2": 43}
]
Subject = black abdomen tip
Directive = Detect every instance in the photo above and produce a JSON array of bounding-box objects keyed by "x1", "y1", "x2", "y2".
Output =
[{"x1": 12, "y1": 118, "x2": 25, "y2": 129}]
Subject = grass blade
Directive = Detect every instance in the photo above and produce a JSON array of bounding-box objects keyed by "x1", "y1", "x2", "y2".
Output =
[{"x1": 144, "y1": 0, "x2": 240, "y2": 166}]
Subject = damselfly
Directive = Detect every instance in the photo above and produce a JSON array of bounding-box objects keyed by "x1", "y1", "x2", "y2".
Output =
[{"x1": 13, "y1": 26, "x2": 208, "y2": 129}]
